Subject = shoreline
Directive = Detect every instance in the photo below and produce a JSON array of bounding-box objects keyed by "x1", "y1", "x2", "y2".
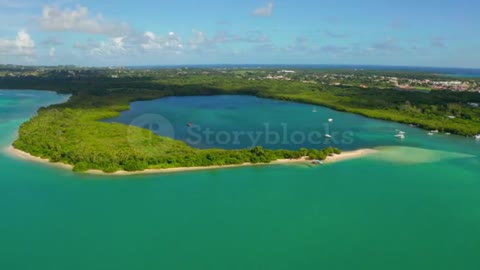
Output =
[{"x1": 4, "y1": 145, "x2": 377, "y2": 176}]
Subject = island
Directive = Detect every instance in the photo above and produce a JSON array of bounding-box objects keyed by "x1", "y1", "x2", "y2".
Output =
[{"x1": 1, "y1": 65, "x2": 479, "y2": 173}]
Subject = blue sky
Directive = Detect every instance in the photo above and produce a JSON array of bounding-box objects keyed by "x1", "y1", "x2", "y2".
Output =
[{"x1": 0, "y1": 0, "x2": 478, "y2": 67}]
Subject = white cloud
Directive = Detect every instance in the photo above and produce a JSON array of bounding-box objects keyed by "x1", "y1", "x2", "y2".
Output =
[
  {"x1": 0, "y1": 30, "x2": 35, "y2": 56},
  {"x1": 252, "y1": 2, "x2": 274, "y2": 17},
  {"x1": 141, "y1": 31, "x2": 183, "y2": 52},
  {"x1": 48, "y1": 47, "x2": 56, "y2": 57},
  {"x1": 90, "y1": 37, "x2": 126, "y2": 56},
  {"x1": 244, "y1": 31, "x2": 269, "y2": 43},
  {"x1": 74, "y1": 36, "x2": 126, "y2": 57},
  {"x1": 72, "y1": 30, "x2": 186, "y2": 58},
  {"x1": 187, "y1": 30, "x2": 269, "y2": 51},
  {"x1": 39, "y1": 5, "x2": 130, "y2": 36},
  {"x1": 72, "y1": 29, "x2": 272, "y2": 61},
  {"x1": 189, "y1": 29, "x2": 205, "y2": 49}
]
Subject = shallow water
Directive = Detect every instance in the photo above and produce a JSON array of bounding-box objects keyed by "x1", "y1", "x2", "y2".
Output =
[{"x1": 1, "y1": 91, "x2": 480, "y2": 270}]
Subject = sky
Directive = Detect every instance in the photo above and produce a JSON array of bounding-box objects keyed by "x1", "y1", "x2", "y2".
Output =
[{"x1": 0, "y1": 0, "x2": 478, "y2": 67}]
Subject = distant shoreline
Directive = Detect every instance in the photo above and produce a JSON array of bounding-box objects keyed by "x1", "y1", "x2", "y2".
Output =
[{"x1": 4, "y1": 145, "x2": 377, "y2": 176}]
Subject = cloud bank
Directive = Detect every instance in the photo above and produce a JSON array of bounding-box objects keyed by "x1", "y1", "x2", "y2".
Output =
[
  {"x1": 0, "y1": 30, "x2": 35, "y2": 56},
  {"x1": 252, "y1": 2, "x2": 274, "y2": 17},
  {"x1": 39, "y1": 5, "x2": 130, "y2": 36}
]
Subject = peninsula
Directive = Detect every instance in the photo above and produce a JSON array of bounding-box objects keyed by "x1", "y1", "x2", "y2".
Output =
[
  {"x1": 5, "y1": 145, "x2": 377, "y2": 176},
  {"x1": 1, "y1": 66, "x2": 479, "y2": 173}
]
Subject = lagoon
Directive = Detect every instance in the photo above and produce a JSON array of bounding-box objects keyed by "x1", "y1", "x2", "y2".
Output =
[{"x1": 1, "y1": 90, "x2": 480, "y2": 270}]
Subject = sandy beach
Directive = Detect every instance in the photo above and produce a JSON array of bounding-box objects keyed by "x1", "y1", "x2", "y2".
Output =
[
  {"x1": 5, "y1": 145, "x2": 377, "y2": 176},
  {"x1": 5, "y1": 145, "x2": 74, "y2": 170},
  {"x1": 323, "y1": 148, "x2": 378, "y2": 163}
]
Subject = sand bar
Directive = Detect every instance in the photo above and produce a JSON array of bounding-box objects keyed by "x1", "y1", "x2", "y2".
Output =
[{"x1": 5, "y1": 145, "x2": 377, "y2": 176}]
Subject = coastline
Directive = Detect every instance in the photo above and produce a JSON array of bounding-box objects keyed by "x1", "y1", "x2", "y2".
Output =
[
  {"x1": 5, "y1": 145, "x2": 75, "y2": 170},
  {"x1": 4, "y1": 145, "x2": 377, "y2": 176}
]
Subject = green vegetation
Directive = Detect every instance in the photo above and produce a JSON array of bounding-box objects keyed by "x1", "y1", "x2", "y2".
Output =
[
  {"x1": 1, "y1": 67, "x2": 479, "y2": 172},
  {"x1": 5, "y1": 76, "x2": 341, "y2": 172},
  {"x1": 12, "y1": 102, "x2": 340, "y2": 172}
]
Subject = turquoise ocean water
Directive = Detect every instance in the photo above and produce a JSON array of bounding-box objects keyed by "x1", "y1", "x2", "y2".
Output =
[{"x1": 1, "y1": 90, "x2": 480, "y2": 270}]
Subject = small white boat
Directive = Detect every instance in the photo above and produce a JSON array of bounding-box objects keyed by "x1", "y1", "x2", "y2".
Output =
[
  {"x1": 312, "y1": 160, "x2": 324, "y2": 165},
  {"x1": 312, "y1": 108, "x2": 317, "y2": 113},
  {"x1": 428, "y1": 132, "x2": 434, "y2": 136},
  {"x1": 431, "y1": 130, "x2": 439, "y2": 133},
  {"x1": 398, "y1": 131, "x2": 406, "y2": 135},
  {"x1": 445, "y1": 133, "x2": 451, "y2": 135},
  {"x1": 395, "y1": 134, "x2": 405, "y2": 139},
  {"x1": 328, "y1": 118, "x2": 333, "y2": 122},
  {"x1": 325, "y1": 134, "x2": 332, "y2": 138},
  {"x1": 475, "y1": 134, "x2": 480, "y2": 140}
]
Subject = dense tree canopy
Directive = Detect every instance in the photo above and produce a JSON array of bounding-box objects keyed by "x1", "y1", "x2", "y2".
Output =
[{"x1": 2, "y1": 68, "x2": 479, "y2": 172}]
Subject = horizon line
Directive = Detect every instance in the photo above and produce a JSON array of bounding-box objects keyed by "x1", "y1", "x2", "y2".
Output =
[{"x1": 1, "y1": 63, "x2": 480, "y2": 70}]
